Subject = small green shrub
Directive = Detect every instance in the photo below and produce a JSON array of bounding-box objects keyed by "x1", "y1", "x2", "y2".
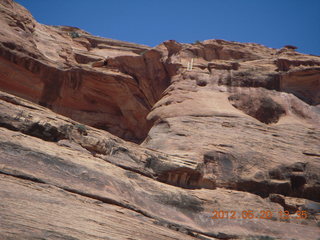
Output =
[
  {"x1": 246, "y1": 236, "x2": 276, "y2": 240},
  {"x1": 70, "y1": 31, "x2": 81, "y2": 38},
  {"x1": 194, "y1": 40, "x2": 201, "y2": 45},
  {"x1": 74, "y1": 124, "x2": 87, "y2": 135},
  {"x1": 140, "y1": 50, "x2": 147, "y2": 55},
  {"x1": 284, "y1": 45, "x2": 297, "y2": 50}
]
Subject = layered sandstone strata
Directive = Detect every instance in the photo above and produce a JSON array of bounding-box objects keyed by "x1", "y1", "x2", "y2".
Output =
[{"x1": 0, "y1": 0, "x2": 319, "y2": 239}]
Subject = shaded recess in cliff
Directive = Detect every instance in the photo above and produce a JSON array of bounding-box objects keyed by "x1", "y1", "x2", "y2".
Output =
[{"x1": 0, "y1": 48, "x2": 177, "y2": 142}]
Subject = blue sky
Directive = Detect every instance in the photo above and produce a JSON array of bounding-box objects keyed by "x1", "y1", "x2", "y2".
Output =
[{"x1": 16, "y1": 0, "x2": 320, "y2": 55}]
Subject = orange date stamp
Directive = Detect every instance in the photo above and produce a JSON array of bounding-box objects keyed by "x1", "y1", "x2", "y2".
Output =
[{"x1": 211, "y1": 210, "x2": 308, "y2": 220}]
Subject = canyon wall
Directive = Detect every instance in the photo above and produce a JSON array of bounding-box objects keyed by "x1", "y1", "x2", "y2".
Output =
[{"x1": 0, "y1": 0, "x2": 319, "y2": 239}]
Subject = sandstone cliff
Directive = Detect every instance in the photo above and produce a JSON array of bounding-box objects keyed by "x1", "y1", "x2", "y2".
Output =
[{"x1": 0, "y1": 0, "x2": 319, "y2": 239}]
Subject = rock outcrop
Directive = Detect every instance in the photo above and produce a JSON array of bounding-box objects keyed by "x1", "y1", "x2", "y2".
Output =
[
  {"x1": 0, "y1": 0, "x2": 180, "y2": 143},
  {"x1": 0, "y1": 0, "x2": 319, "y2": 239}
]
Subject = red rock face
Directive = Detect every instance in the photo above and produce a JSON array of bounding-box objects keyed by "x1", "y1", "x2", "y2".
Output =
[
  {"x1": 1, "y1": 0, "x2": 319, "y2": 143},
  {"x1": 0, "y1": 0, "x2": 179, "y2": 142},
  {"x1": 0, "y1": 1, "x2": 320, "y2": 239}
]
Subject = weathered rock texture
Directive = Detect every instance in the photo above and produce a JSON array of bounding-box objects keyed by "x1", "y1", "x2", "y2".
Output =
[
  {"x1": 0, "y1": 0, "x2": 320, "y2": 240},
  {"x1": 0, "y1": 0, "x2": 179, "y2": 143}
]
